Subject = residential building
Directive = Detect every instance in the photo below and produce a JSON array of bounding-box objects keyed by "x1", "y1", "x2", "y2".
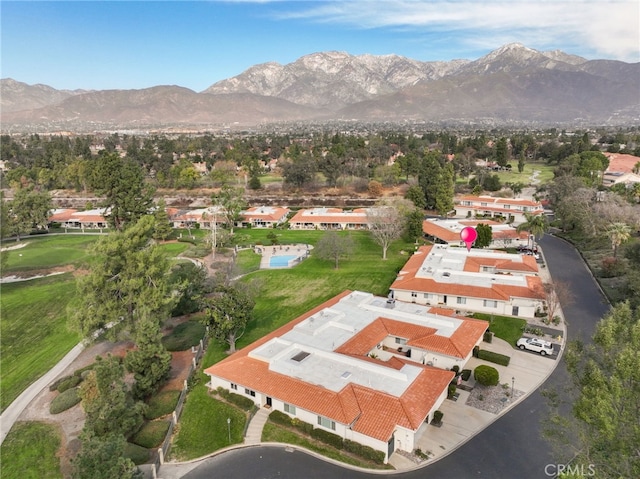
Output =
[
  {"x1": 48, "y1": 208, "x2": 108, "y2": 229},
  {"x1": 289, "y1": 208, "x2": 370, "y2": 230},
  {"x1": 205, "y1": 290, "x2": 488, "y2": 462},
  {"x1": 423, "y1": 219, "x2": 529, "y2": 249},
  {"x1": 454, "y1": 195, "x2": 544, "y2": 225},
  {"x1": 390, "y1": 244, "x2": 545, "y2": 319},
  {"x1": 239, "y1": 206, "x2": 290, "y2": 228},
  {"x1": 602, "y1": 153, "x2": 640, "y2": 187},
  {"x1": 167, "y1": 206, "x2": 226, "y2": 229}
]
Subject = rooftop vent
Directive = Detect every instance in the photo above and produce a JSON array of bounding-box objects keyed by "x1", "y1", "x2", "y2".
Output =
[
  {"x1": 341, "y1": 371, "x2": 352, "y2": 379},
  {"x1": 291, "y1": 351, "x2": 310, "y2": 362}
]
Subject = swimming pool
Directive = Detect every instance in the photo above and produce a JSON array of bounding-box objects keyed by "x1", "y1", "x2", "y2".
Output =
[{"x1": 269, "y1": 255, "x2": 297, "y2": 268}]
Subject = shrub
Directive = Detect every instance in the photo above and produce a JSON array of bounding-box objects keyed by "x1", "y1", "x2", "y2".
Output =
[
  {"x1": 216, "y1": 387, "x2": 255, "y2": 411},
  {"x1": 130, "y1": 420, "x2": 170, "y2": 449},
  {"x1": 448, "y1": 383, "x2": 457, "y2": 399},
  {"x1": 57, "y1": 375, "x2": 82, "y2": 393},
  {"x1": 49, "y1": 375, "x2": 73, "y2": 392},
  {"x1": 367, "y1": 180, "x2": 383, "y2": 197},
  {"x1": 472, "y1": 345, "x2": 480, "y2": 357},
  {"x1": 146, "y1": 390, "x2": 181, "y2": 420},
  {"x1": 291, "y1": 418, "x2": 314, "y2": 435},
  {"x1": 451, "y1": 365, "x2": 460, "y2": 374},
  {"x1": 483, "y1": 331, "x2": 494, "y2": 343},
  {"x1": 344, "y1": 439, "x2": 385, "y2": 464},
  {"x1": 50, "y1": 387, "x2": 81, "y2": 414},
  {"x1": 461, "y1": 369, "x2": 472, "y2": 381},
  {"x1": 311, "y1": 427, "x2": 344, "y2": 450},
  {"x1": 123, "y1": 442, "x2": 151, "y2": 465},
  {"x1": 474, "y1": 365, "x2": 500, "y2": 386},
  {"x1": 269, "y1": 410, "x2": 293, "y2": 427},
  {"x1": 477, "y1": 349, "x2": 511, "y2": 366},
  {"x1": 432, "y1": 410, "x2": 444, "y2": 424}
]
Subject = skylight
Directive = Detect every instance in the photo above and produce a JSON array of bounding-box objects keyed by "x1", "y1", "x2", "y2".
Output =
[{"x1": 291, "y1": 351, "x2": 310, "y2": 362}]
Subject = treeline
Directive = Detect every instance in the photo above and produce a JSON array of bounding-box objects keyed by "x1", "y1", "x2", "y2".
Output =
[{"x1": 1, "y1": 128, "x2": 638, "y2": 193}]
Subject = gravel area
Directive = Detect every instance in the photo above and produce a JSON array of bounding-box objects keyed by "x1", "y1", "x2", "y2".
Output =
[{"x1": 465, "y1": 383, "x2": 524, "y2": 414}]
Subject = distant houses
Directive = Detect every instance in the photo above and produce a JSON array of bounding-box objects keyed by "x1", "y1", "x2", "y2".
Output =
[
  {"x1": 48, "y1": 208, "x2": 108, "y2": 230},
  {"x1": 423, "y1": 218, "x2": 529, "y2": 249},
  {"x1": 454, "y1": 195, "x2": 544, "y2": 225},
  {"x1": 289, "y1": 207, "x2": 371, "y2": 230},
  {"x1": 389, "y1": 244, "x2": 545, "y2": 319},
  {"x1": 602, "y1": 153, "x2": 640, "y2": 187},
  {"x1": 239, "y1": 206, "x2": 290, "y2": 228}
]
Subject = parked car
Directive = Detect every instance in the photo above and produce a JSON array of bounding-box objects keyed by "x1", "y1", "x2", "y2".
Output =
[{"x1": 516, "y1": 337, "x2": 554, "y2": 356}]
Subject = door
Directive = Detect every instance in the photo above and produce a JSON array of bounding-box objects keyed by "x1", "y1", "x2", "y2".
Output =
[
  {"x1": 512, "y1": 306, "x2": 519, "y2": 316},
  {"x1": 266, "y1": 397, "x2": 272, "y2": 408},
  {"x1": 387, "y1": 433, "x2": 395, "y2": 459}
]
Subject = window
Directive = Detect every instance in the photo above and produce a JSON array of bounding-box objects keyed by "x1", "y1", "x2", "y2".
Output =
[
  {"x1": 284, "y1": 403, "x2": 296, "y2": 415},
  {"x1": 456, "y1": 297, "x2": 466, "y2": 305},
  {"x1": 395, "y1": 337, "x2": 408, "y2": 345},
  {"x1": 423, "y1": 293, "x2": 430, "y2": 299},
  {"x1": 245, "y1": 388, "x2": 256, "y2": 397},
  {"x1": 230, "y1": 383, "x2": 238, "y2": 390},
  {"x1": 483, "y1": 300, "x2": 498, "y2": 308},
  {"x1": 480, "y1": 202, "x2": 488, "y2": 207},
  {"x1": 317, "y1": 416, "x2": 336, "y2": 430},
  {"x1": 411, "y1": 292, "x2": 418, "y2": 298}
]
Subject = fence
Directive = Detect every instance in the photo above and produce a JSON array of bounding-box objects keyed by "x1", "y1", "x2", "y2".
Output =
[{"x1": 149, "y1": 328, "x2": 209, "y2": 479}]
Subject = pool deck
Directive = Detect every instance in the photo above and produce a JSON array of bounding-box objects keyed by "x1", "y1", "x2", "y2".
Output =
[{"x1": 256, "y1": 244, "x2": 312, "y2": 269}]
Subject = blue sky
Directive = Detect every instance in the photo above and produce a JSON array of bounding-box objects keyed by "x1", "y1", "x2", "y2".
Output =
[{"x1": 1, "y1": 1, "x2": 638, "y2": 92}]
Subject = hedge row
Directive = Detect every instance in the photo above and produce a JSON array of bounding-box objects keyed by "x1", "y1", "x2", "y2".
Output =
[
  {"x1": 50, "y1": 387, "x2": 81, "y2": 414},
  {"x1": 216, "y1": 387, "x2": 255, "y2": 411},
  {"x1": 49, "y1": 362, "x2": 97, "y2": 392},
  {"x1": 477, "y1": 349, "x2": 511, "y2": 366},
  {"x1": 268, "y1": 411, "x2": 385, "y2": 464}
]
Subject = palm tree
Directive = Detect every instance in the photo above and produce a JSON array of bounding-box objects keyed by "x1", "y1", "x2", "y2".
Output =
[
  {"x1": 605, "y1": 222, "x2": 632, "y2": 257},
  {"x1": 516, "y1": 212, "x2": 549, "y2": 248}
]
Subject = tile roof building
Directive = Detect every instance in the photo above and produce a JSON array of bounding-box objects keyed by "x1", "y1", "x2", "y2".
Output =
[
  {"x1": 454, "y1": 195, "x2": 544, "y2": 225},
  {"x1": 205, "y1": 290, "x2": 488, "y2": 462},
  {"x1": 390, "y1": 245, "x2": 545, "y2": 319},
  {"x1": 167, "y1": 207, "x2": 226, "y2": 229},
  {"x1": 603, "y1": 153, "x2": 640, "y2": 186},
  {"x1": 422, "y1": 219, "x2": 529, "y2": 249},
  {"x1": 289, "y1": 208, "x2": 371, "y2": 230},
  {"x1": 48, "y1": 208, "x2": 108, "y2": 229},
  {"x1": 239, "y1": 206, "x2": 290, "y2": 228}
]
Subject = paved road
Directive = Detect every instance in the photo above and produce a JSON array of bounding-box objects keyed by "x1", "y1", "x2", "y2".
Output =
[{"x1": 170, "y1": 234, "x2": 611, "y2": 479}]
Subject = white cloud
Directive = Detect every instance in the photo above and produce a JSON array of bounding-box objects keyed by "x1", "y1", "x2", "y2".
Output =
[{"x1": 276, "y1": 0, "x2": 640, "y2": 62}]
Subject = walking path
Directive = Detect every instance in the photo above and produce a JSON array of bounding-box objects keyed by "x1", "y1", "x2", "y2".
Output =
[{"x1": 244, "y1": 408, "x2": 270, "y2": 445}]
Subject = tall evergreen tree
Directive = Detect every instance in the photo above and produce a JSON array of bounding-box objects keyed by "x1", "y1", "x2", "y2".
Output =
[
  {"x1": 152, "y1": 198, "x2": 173, "y2": 241},
  {"x1": 418, "y1": 151, "x2": 442, "y2": 210},
  {"x1": 72, "y1": 433, "x2": 141, "y2": 479},
  {"x1": 435, "y1": 163, "x2": 455, "y2": 217},
  {"x1": 92, "y1": 151, "x2": 154, "y2": 231}
]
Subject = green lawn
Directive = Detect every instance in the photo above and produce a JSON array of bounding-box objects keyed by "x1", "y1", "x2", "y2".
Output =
[
  {"x1": 0, "y1": 274, "x2": 80, "y2": 412},
  {"x1": 0, "y1": 421, "x2": 62, "y2": 479},
  {"x1": 169, "y1": 384, "x2": 247, "y2": 461},
  {"x1": 1, "y1": 235, "x2": 99, "y2": 273},
  {"x1": 471, "y1": 313, "x2": 526, "y2": 346},
  {"x1": 493, "y1": 161, "x2": 556, "y2": 186},
  {"x1": 173, "y1": 231, "x2": 415, "y2": 459},
  {"x1": 158, "y1": 241, "x2": 190, "y2": 257},
  {"x1": 234, "y1": 249, "x2": 262, "y2": 275}
]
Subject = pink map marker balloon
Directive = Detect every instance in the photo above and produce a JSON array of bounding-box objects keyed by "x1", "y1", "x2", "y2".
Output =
[{"x1": 460, "y1": 226, "x2": 478, "y2": 252}]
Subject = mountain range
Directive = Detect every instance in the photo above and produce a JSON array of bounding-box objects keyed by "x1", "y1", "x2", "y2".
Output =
[{"x1": 2, "y1": 43, "x2": 639, "y2": 131}]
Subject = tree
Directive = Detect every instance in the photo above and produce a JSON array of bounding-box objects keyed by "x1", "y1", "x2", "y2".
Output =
[
  {"x1": 72, "y1": 433, "x2": 141, "y2": 479},
  {"x1": 516, "y1": 212, "x2": 549, "y2": 248},
  {"x1": 494, "y1": 137, "x2": 509, "y2": 167},
  {"x1": 605, "y1": 222, "x2": 632, "y2": 258},
  {"x1": 404, "y1": 208, "x2": 425, "y2": 243},
  {"x1": 314, "y1": 231, "x2": 354, "y2": 269},
  {"x1": 404, "y1": 185, "x2": 426, "y2": 210},
  {"x1": 91, "y1": 152, "x2": 154, "y2": 231},
  {"x1": 152, "y1": 198, "x2": 173, "y2": 241},
  {"x1": 201, "y1": 285, "x2": 255, "y2": 353},
  {"x1": 544, "y1": 302, "x2": 640, "y2": 478},
  {"x1": 124, "y1": 311, "x2": 172, "y2": 399},
  {"x1": 475, "y1": 223, "x2": 492, "y2": 248},
  {"x1": 212, "y1": 184, "x2": 246, "y2": 235},
  {"x1": 435, "y1": 163, "x2": 454, "y2": 216},
  {"x1": 70, "y1": 216, "x2": 175, "y2": 340},
  {"x1": 367, "y1": 199, "x2": 411, "y2": 260},
  {"x1": 79, "y1": 355, "x2": 146, "y2": 438},
  {"x1": 8, "y1": 186, "x2": 52, "y2": 240},
  {"x1": 418, "y1": 151, "x2": 442, "y2": 210},
  {"x1": 169, "y1": 261, "x2": 211, "y2": 316},
  {"x1": 543, "y1": 280, "x2": 574, "y2": 324}
]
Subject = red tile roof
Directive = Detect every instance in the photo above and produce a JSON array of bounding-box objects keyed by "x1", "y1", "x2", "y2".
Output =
[
  {"x1": 241, "y1": 206, "x2": 290, "y2": 222},
  {"x1": 605, "y1": 153, "x2": 640, "y2": 174},
  {"x1": 290, "y1": 208, "x2": 369, "y2": 225},
  {"x1": 204, "y1": 291, "x2": 456, "y2": 442}
]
